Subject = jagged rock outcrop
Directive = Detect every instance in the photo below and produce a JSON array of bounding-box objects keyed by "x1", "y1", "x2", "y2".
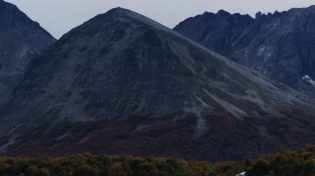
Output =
[
  {"x1": 174, "y1": 6, "x2": 315, "y2": 96},
  {"x1": 1, "y1": 8, "x2": 315, "y2": 161},
  {"x1": 0, "y1": 0, "x2": 55, "y2": 103},
  {"x1": 173, "y1": 10, "x2": 254, "y2": 56}
]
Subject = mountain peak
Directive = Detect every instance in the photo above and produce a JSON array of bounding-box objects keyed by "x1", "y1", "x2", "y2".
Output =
[
  {"x1": 106, "y1": 7, "x2": 132, "y2": 16},
  {"x1": 216, "y1": 9, "x2": 230, "y2": 17},
  {"x1": 255, "y1": 11, "x2": 262, "y2": 18},
  {"x1": 63, "y1": 7, "x2": 176, "y2": 41},
  {"x1": 104, "y1": 7, "x2": 152, "y2": 21},
  {"x1": 0, "y1": 0, "x2": 17, "y2": 14}
]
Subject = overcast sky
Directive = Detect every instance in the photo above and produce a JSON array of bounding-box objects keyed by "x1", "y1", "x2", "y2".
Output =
[{"x1": 5, "y1": 0, "x2": 315, "y2": 39}]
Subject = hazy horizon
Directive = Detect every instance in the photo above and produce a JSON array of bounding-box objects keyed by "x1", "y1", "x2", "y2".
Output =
[{"x1": 5, "y1": 0, "x2": 315, "y2": 39}]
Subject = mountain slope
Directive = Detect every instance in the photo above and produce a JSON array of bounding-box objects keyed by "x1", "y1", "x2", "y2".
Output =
[
  {"x1": 0, "y1": 0, "x2": 55, "y2": 103},
  {"x1": 1, "y1": 8, "x2": 315, "y2": 161},
  {"x1": 174, "y1": 7, "x2": 315, "y2": 96}
]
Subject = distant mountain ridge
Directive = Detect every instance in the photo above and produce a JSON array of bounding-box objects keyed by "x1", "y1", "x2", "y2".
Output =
[
  {"x1": 174, "y1": 6, "x2": 315, "y2": 96},
  {"x1": 1, "y1": 7, "x2": 315, "y2": 162},
  {"x1": 0, "y1": 0, "x2": 55, "y2": 104}
]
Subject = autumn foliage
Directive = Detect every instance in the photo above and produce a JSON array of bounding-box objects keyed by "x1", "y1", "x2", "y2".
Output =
[
  {"x1": 246, "y1": 145, "x2": 315, "y2": 176},
  {"x1": 0, "y1": 153, "x2": 244, "y2": 176},
  {"x1": 3, "y1": 110, "x2": 315, "y2": 163},
  {"x1": 1, "y1": 145, "x2": 315, "y2": 175}
]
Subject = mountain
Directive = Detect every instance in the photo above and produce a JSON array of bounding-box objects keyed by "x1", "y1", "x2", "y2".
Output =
[
  {"x1": 1, "y1": 7, "x2": 315, "y2": 162},
  {"x1": 0, "y1": 0, "x2": 55, "y2": 103},
  {"x1": 174, "y1": 6, "x2": 315, "y2": 97}
]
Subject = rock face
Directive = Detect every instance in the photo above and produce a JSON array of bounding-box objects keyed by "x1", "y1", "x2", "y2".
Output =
[
  {"x1": 174, "y1": 6, "x2": 315, "y2": 96},
  {"x1": 173, "y1": 10, "x2": 254, "y2": 56},
  {"x1": 0, "y1": 0, "x2": 55, "y2": 102},
  {"x1": 1, "y1": 8, "x2": 315, "y2": 161}
]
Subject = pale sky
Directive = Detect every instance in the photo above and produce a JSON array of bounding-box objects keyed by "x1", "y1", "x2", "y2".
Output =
[{"x1": 5, "y1": 0, "x2": 315, "y2": 39}]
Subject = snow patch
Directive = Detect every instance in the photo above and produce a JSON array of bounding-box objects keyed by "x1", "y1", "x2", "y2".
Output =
[
  {"x1": 236, "y1": 172, "x2": 246, "y2": 176},
  {"x1": 302, "y1": 75, "x2": 315, "y2": 87}
]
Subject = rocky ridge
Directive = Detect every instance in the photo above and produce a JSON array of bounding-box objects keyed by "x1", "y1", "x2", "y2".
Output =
[
  {"x1": 0, "y1": 0, "x2": 55, "y2": 103},
  {"x1": 174, "y1": 6, "x2": 315, "y2": 96}
]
